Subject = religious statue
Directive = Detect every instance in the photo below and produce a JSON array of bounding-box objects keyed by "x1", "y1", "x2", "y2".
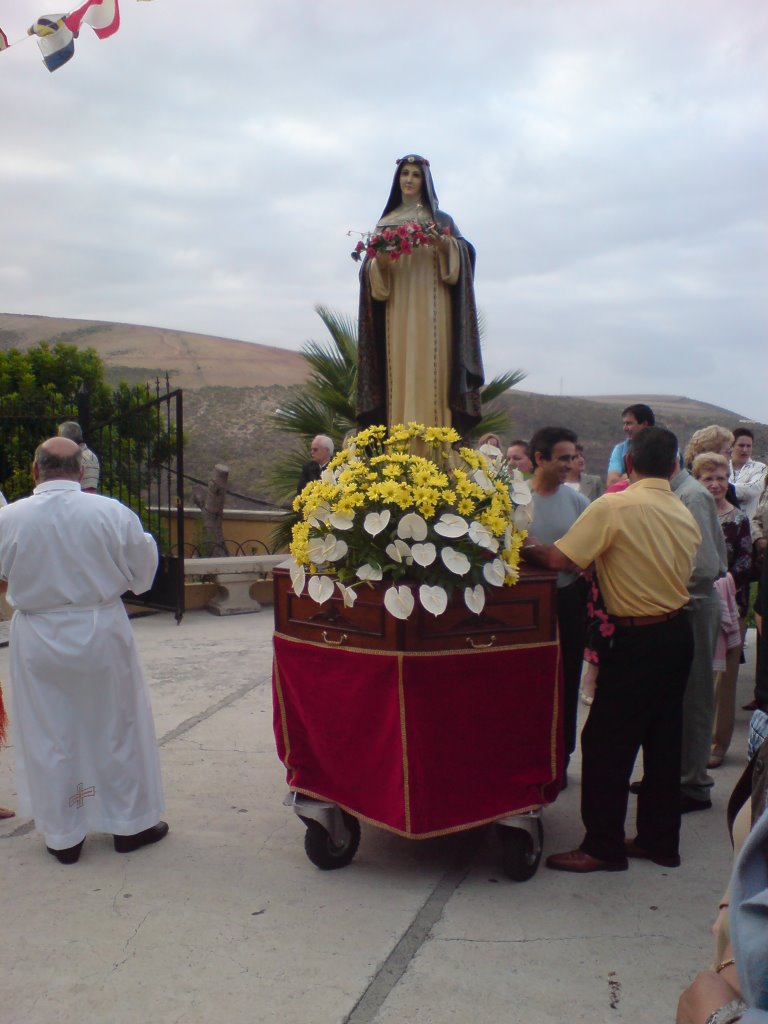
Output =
[{"x1": 356, "y1": 154, "x2": 484, "y2": 434}]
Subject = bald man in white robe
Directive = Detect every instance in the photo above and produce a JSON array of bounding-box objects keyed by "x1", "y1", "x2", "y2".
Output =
[{"x1": 0, "y1": 437, "x2": 167, "y2": 863}]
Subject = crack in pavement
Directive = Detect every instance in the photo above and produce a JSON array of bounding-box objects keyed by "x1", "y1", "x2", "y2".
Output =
[
  {"x1": 435, "y1": 931, "x2": 671, "y2": 944},
  {"x1": 342, "y1": 832, "x2": 482, "y2": 1024},
  {"x1": 157, "y1": 679, "x2": 262, "y2": 748}
]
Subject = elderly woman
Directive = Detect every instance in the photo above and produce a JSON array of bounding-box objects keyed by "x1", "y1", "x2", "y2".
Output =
[
  {"x1": 357, "y1": 154, "x2": 483, "y2": 433},
  {"x1": 685, "y1": 426, "x2": 735, "y2": 468},
  {"x1": 692, "y1": 452, "x2": 753, "y2": 767}
]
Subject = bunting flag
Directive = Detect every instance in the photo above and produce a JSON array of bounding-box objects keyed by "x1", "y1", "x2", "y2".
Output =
[
  {"x1": 28, "y1": 15, "x2": 76, "y2": 72},
  {"x1": 2, "y1": 0, "x2": 148, "y2": 71},
  {"x1": 65, "y1": 0, "x2": 120, "y2": 40}
]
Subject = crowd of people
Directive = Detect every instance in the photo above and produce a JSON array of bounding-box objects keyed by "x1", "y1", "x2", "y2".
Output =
[
  {"x1": 511, "y1": 403, "x2": 767, "y2": 1024},
  {"x1": 3, "y1": 405, "x2": 768, "y2": 1022}
]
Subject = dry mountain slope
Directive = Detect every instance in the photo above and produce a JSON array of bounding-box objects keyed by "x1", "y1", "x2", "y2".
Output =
[
  {"x1": 2, "y1": 313, "x2": 765, "y2": 508},
  {"x1": 0, "y1": 313, "x2": 307, "y2": 389}
]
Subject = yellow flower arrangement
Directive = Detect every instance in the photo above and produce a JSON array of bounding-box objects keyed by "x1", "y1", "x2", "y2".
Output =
[{"x1": 289, "y1": 424, "x2": 533, "y2": 620}]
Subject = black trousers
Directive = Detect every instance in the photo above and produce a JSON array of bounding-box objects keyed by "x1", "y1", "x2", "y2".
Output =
[
  {"x1": 580, "y1": 613, "x2": 694, "y2": 862},
  {"x1": 556, "y1": 578, "x2": 588, "y2": 763}
]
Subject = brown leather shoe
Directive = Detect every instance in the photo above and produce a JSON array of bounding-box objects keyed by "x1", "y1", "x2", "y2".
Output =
[
  {"x1": 625, "y1": 839, "x2": 680, "y2": 868},
  {"x1": 545, "y1": 848, "x2": 628, "y2": 873}
]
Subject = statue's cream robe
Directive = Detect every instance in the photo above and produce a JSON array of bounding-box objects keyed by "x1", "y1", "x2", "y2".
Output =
[{"x1": 0, "y1": 480, "x2": 164, "y2": 849}]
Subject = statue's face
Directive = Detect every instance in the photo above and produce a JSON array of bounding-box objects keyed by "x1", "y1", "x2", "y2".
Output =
[{"x1": 399, "y1": 163, "x2": 423, "y2": 201}]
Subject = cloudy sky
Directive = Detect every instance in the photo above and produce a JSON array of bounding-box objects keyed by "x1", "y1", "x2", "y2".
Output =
[{"x1": 2, "y1": 0, "x2": 766, "y2": 420}]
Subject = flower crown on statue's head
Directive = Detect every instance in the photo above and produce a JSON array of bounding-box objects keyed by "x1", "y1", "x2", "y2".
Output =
[{"x1": 398, "y1": 154, "x2": 430, "y2": 167}]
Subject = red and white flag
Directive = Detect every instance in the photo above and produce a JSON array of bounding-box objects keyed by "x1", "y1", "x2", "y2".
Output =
[{"x1": 65, "y1": 0, "x2": 120, "y2": 39}]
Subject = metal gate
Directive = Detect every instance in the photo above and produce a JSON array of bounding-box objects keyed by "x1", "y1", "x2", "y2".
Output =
[
  {"x1": 89, "y1": 378, "x2": 185, "y2": 622},
  {"x1": 0, "y1": 377, "x2": 185, "y2": 623}
]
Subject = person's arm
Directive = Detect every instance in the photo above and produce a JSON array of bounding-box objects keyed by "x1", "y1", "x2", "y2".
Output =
[
  {"x1": 733, "y1": 463, "x2": 767, "y2": 505},
  {"x1": 676, "y1": 968, "x2": 741, "y2": 1024},
  {"x1": 521, "y1": 539, "x2": 581, "y2": 575}
]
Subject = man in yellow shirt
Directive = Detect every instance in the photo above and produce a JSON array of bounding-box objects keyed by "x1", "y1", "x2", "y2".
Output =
[{"x1": 522, "y1": 427, "x2": 701, "y2": 872}]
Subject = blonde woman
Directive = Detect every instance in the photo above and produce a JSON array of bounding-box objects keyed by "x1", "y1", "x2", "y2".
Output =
[
  {"x1": 692, "y1": 452, "x2": 753, "y2": 767},
  {"x1": 684, "y1": 426, "x2": 734, "y2": 468}
]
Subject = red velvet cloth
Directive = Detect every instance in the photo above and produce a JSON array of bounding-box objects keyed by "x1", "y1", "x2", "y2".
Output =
[{"x1": 273, "y1": 635, "x2": 562, "y2": 837}]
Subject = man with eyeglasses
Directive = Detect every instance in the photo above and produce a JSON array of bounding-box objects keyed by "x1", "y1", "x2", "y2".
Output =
[{"x1": 528, "y1": 427, "x2": 590, "y2": 787}]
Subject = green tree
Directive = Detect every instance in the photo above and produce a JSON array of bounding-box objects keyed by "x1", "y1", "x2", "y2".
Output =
[
  {"x1": 0, "y1": 342, "x2": 112, "y2": 499},
  {"x1": 269, "y1": 305, "x2": 526, "y2": 548},
  {"x1": 0, "y1": 344, "x2": 178, "y2": 535}
]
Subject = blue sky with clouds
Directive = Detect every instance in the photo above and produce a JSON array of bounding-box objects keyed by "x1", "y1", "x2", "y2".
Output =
[{"x1": 1, "y1": 0, "x2": 766, "y2": 420}]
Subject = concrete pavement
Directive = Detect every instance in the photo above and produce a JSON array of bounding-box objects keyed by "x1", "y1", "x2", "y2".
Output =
[{"x1": 0, "y1": 611, "x2": 759, "y2": 1024}]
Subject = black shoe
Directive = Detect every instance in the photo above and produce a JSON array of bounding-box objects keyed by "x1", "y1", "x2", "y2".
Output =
[
  {"x1": 629, "y1": 780, "x2": 643, "y2": 795},
  {"x1": 625, "y1": 839, "x2": 681, "y2": 868},
  {"x1": 114, "y1": 821, "x2": 169, "y2": 853},
  {"x1": 47, "y1": 839, "x2": 85, "y2": 864},
  {"x1": 680, "y1": 795, "x2": 712, "y2": 814}
]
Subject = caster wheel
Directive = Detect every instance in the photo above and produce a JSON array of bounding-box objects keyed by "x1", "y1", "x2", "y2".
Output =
[
  {"x1": 304, "y1": 812, "x2": 361, "y2": 870},
  {"x1": 496, "y1": 819, "x2": 543, "y2": 882}
]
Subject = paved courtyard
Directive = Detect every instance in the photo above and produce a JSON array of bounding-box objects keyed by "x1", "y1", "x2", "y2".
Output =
[{"x1": 0, "y1": 609, "x2": 758, "y2": 1024}]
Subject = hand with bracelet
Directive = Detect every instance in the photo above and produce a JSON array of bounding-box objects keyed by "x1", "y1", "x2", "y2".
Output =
[{"x1": 676, "y1": 946, "x2": 744, "y2": 1024}]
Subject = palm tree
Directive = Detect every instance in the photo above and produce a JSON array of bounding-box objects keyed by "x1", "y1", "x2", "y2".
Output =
[{"x1": 268, "y1": 305, "x2": 526, "y2": 548}]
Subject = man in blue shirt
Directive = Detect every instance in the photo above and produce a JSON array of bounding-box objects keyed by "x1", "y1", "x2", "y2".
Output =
[{"x1": 606, "y1": 403, "x2": 655, "y2": 487}]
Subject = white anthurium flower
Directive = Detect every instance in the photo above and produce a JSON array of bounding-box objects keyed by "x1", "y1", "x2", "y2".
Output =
[
  {"x1": 513, "y1": 504, "x2": 533, "y2": 530},
  {"x1": 308, "y1": 502, "x2": 331, "y2": 528},
  {"x1": 330, "y1": 510, "x2": 355, "y2": 531},
  {"x1": 464, "y1": 584, "x2": 486, "y2": 615},
  {"x1": 510, "y1": 477, "x2": 533, "y2": 506},
  {"x1": 320, "y1": 467, "x2": 337, "y2": 485},
  {"x1": 440, "y1": 547, "x2": 471, "y2": 576},
  {"x1": 384, "y1": 584, "x2": 415, "y2": 620},
  {"x1": 327, "y1": 537, "x2": 349, "y2": 562},
  {"x1": 289, "y1": 560, "x2": 306, "y2": 597},
  {"x1": 397, "y1": 512, "x2": 428, "y2": 541},
  {"x1": 385, "y1": 539, "x2": 411, "y2": 563},
  {"x1": 433, "y1": 513, "x2": 468, "y2": 538},
  {"x1": 482, "y1": 558, "x2": 507, "y2": 587},
  {"x1": 307, "y1": 534, "x2": 335, "y2": 564},
  {"x1": 307, "y1": 574, "x2": 335, "y2": 605},
  {"x1": 419, "y1": 584, "x2": 448, "y2": 617},
  {"x1": 468, "y1": 521, "x2": 499, "y2": 552},
  {"x1": 364, "y1": 510, "x2": 391, "y2": 536},
  {"x1": 473, "y1": 469, "x2": 495, "y2": 494},
  {"x1": 411, "y1": 542, "x2": 437, "y2": 567},
  {"x1": 356, "y1": 562, "x2": 383, "y2": 581},
  {"x1": 335, "y1": 581, "x2": 358, "y2": 608}
]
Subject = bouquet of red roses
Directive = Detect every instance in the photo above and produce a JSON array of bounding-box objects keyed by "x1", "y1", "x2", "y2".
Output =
[{"x1": 350, "y1": 221, "x2": 451, "y2": 263}]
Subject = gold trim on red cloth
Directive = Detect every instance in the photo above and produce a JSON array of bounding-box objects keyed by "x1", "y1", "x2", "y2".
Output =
[
  {"x1": 272, "y1": 661, "x2": 294, "y2": 780},
  {"x1": 273, "y1": 632, "x2": 561, "y2": 837},
  {"x1": 288, "y1": 786, "x2": 543, "y2": 840},
  {"x1": 397, "y1": 655, "x2": 412, "y2": 834},
  {"x1": 273, "y1": 630, "x2": 558, "y2": 658},
  {"x1": 549, "y1": 640, "x2": 561, "y2": 779}
]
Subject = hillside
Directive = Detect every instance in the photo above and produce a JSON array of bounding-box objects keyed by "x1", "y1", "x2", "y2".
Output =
[
  {"x1": 0, "y1": 313, "x2": 307, "y2": 389},
  {"x1": 1, "y1": 313, "x2": 765, "y2": 508}
]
